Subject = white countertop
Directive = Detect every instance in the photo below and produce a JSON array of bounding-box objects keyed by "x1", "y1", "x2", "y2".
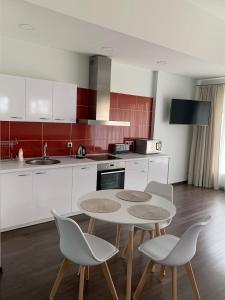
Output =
[{"x1": 0, "y1": 152, "x2": 169, "y2": 174}]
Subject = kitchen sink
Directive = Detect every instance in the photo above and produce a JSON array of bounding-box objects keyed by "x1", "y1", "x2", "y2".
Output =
[{"x1": 26, "y1": 158, "x2": 61, "y2": 165}]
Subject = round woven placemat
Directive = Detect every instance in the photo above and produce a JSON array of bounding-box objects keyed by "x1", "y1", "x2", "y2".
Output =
[
  {"x1": 116, "y1": 190, "x2": 152, "y2": 202},
  {"x1": 127, "y1": 204, "x2": 170, "y2": 220},
  {"x1": 80, "y1": 198, "x2": 121, "y2": 213}
]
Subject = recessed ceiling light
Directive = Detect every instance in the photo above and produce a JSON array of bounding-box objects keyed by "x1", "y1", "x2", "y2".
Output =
[
  {"x1": 18, "y1": 24, "x2": 35, "y2": 31},
  {"x1": 156, "y1": 60, "x2": 167, "y2": 65},
  {"x1": 101, "y1": 46, "x2": 113, "y2": 52}
]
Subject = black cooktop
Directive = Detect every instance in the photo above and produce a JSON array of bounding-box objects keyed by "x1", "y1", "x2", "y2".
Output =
[{"x1": 87, "y1": 154, "x2": 120, "y2": 161}]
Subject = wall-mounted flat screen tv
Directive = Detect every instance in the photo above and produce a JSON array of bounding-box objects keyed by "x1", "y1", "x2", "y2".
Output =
[{"x1": 169, "y1": 99, "x2": 211, "y2": 125}]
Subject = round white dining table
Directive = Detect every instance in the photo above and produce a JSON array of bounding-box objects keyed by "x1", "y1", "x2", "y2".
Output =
[{"x1": 78, "y1": 189, "x2": 176, "y2": 300}]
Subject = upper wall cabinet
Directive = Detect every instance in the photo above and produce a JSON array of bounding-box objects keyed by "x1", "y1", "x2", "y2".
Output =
[
  {"x1": 26, "y1": 78, "x2": 53, "y2": 122},
  {"x1": 53, "y1": 82, "x2": 77, "y2": 123},
  {"x1": 0, "y1": 74, "x2": 26, "y2": 121}
]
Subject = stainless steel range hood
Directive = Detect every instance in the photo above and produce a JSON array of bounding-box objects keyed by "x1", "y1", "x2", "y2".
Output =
[{"x1": 78, "y1": 55, "x2": 130, "y2": 126}]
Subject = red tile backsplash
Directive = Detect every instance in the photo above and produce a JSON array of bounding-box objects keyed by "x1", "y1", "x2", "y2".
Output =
[
  {"x1": 10, "y1": 121, "x2": 42, "y2": 141},
  {"x1": 43, "y1": 123, "x2": 71, "y2": 141},
  {"x1": 0, "y1": 88, "x2": 153, "y2": 159}
]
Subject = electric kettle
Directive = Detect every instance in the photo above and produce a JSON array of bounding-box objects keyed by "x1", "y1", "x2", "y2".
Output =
[{"x1": 76, "y1": 145, "x2": 87, "y2": 159}]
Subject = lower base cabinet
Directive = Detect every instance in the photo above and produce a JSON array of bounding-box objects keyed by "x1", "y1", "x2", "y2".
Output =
[
  {"x1": 33, "y1": 168, "x2": 72, "y2": 220},
  {"x1": 0, "y1": 156, "x2": 169, "y2": 231},
  {"x1": 148, "y1": 157, "x2": 169, "y2": 184},
  {"x1": 1, "y1": 171, "x2": 34, "y2": 228},
  {"x1": 72, "y1": 165, "x2": 97, "y2": 212}
]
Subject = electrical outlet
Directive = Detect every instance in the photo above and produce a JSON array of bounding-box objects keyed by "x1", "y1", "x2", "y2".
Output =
[{"x1": 67, "y1": 142, "x2": 73, "y2": 148}]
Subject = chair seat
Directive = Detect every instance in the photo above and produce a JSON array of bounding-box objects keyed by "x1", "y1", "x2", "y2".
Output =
[
  {"x1": 84, "y1": 233, "x2": 118, "y2": 263},
  {"x1": 138, "y1": 234, "x2": 179, "y2": 262},
  {"x1": 136, "y1": 220, "x2": 170, "y2": 231}
]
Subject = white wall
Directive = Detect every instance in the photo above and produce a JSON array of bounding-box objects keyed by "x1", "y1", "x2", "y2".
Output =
[
  {"x1": 111, "y1": 61, "x2": 153, "y2": 97},
  {"x1": 153, "y1": 71, "x2": 195, "y2": 183},
  {"x1": 0, "y1": 37, "x2": 89, "y2": 88},
  {"x1": 0, "y1": 37, "x2": 154, "y2": 96}
]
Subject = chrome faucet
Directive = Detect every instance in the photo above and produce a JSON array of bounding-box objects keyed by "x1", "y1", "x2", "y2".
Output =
[{"x1": 43, "y1": 142, "x2": 48, "y2": 159}]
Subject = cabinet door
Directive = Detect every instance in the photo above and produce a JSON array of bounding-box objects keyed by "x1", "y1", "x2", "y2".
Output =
[
  {"x1": 1, "y1": 171, "x2": 34, "y2": 229},
  {"x1": 33, "y1": 168, "x2": 72, "y2": 219},
  {"x1": 72, "y1": 165, "x2": 97, "y2": 212},
  {"x1": 26, "y1": 78, "x2": 53, "y2": 121},
  {"x1": 148, "y1": 157, "x2": 169, "y2": 184},
  {"x1": 125, "y1": 168, "x2": 148, "y2": 191},
  {"x1": 0, "y1": 74, "x2": 26, "y2": 121},
  {"x1": 53, "y1": 82, "x2": 77, "y2": 123},
  {"x1": 125, "y1": 159, "x2": 148, "y2": 191}
]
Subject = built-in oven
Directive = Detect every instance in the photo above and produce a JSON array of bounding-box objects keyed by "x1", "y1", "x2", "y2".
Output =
[{"x1": 97, "y1": 161, "x2": 125, "y2": 190}]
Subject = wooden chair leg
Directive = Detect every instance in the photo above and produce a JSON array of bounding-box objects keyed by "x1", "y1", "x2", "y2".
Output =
[
  {"x1": 160, "y1": 228, "x2": 166, "y2": 235},
  {"x1": 133, "y1": 261, "x2": 155, "y2": 300},
  {"x1": 159, "y1": 265, "x2": 166, "y2": 282},
  {"x1": 185, "y1": 262, "x2": 201, "y2": 300},
  {"x1": 149, "y1": 230, "x2": 155, "y2": 239},
  {"x1": 115, "y1": 224, "x2": 121, "y2": 249},
  {"x1": 139, "y1": 230, "x2": 145, "y2": 245},
  {"x1": 50, "y1": 258, "x2": 69, "y2": 300},
  {"x1": 171, "y1": 266, "x2": 177, "y2": 300},
  {"x1": 101, "y1": 262, "x2": 119, "y2": 300},
  {"x1": 78, "y1": 266, "x2": 85, "y2": 300}
]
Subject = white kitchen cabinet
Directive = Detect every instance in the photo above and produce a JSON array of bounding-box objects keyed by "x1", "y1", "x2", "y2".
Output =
[
  {"x1": 125, "y1": 159, "x2": 148, "y2": 191},
  {"x1": 148, "y1": 156, "x2": 169, "y2": 184},
  {"x1": 33, "y1": 168, "x2": 72, "y2": 219},
  {"x1": 0, "y1": 74, "x2": 26, "y2": 121},
  {"x1": 53, "y1": 82, "x2": 77, "y2": 123},
  {"x1": 1, "y1": 171, "x2": 34, "y2": 228},
  {"x1": 26, "y1": 78, "x2": 53, "y2": 121},
  {"x1": 72, "y1": 164, "x2": 97, "y2": 212}
]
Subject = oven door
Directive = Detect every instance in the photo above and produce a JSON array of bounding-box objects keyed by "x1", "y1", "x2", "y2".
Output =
[{"x1": 97, "y1": 168, "x2": 125, "y2": 190}]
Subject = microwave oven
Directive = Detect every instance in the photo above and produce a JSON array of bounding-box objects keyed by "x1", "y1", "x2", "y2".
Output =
[{"x1": 135, "y1": 139, "x2": 162, "y2": 154}]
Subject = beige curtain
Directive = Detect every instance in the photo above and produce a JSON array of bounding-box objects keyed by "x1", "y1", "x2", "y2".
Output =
[{"x1": 188, "y1": 84, "x2": 225, "y2": 189}]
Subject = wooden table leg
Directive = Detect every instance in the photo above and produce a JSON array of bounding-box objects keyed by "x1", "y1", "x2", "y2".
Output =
[
  {"x1": 155, "y1": 223, "x2": 161, "y2": 237},
  {"x1": 115, "y1": 224, "x2": 121, "y2": 249},
  {"x1": 126, "y1": 225, "x2": 134, "y2": 300}
]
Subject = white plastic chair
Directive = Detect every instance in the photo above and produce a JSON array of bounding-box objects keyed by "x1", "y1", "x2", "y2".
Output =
[
  {"x1": 137, "y1": 181, "x2": 173, "y2": 235},
  {"x1": 133, "y1": 217, "x2": 211, "y2": 300},
  {"x1": 122, "y1": 181, "x2": 173, "y2": 255},
  {"x1": 50, "y1": 210, "x2": 119, "y2": 300}
]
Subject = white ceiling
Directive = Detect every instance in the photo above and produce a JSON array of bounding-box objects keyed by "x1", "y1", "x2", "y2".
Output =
[
  {"x1": 1, "y1": 0, "x2": 225, "y2": 79},
  {"x1": 187, "y1": 0, "x2": 225, "y2": 21}
]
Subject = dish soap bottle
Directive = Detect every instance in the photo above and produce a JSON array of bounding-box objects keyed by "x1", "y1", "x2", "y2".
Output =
[{"x1": 18, "y1": 148, "x2": 24, "y2": 162}]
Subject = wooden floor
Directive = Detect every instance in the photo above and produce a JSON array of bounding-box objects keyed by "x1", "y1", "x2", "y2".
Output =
[{"x1": 1, "y1": 184, "x2": 225, "y2": 300}]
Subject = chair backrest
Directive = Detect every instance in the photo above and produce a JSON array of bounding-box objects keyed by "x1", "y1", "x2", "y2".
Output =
[
  {"x1": 51, "y1": 209, "x2": 101, "y2": 266},
  {"x1": 145, "y1": 181, "x2": 173, "y2": 202},
  {"x1": 161, "y1": 216, "x2": 211, "y2": 266}
]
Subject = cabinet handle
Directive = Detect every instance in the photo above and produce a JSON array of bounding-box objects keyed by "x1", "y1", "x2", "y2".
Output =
[
  {"x1": 35, "y1": 172, "x2": 46, "y2": 175},
  {"x1": 18, "y1": 174, "x2": 30, "y2": 176},
  {"x1": 81, "y1": 167, "x2": 89, "y2": 170},
  {"x1": 140, "y1": 170, "x2": 146, "y2": 173},
  {"x1": 39, "y1": 117, "x2": 50, "y2": 120},
  {"x1": 54, "y1": 118, "x2": 64, "y2": 121},
  {"x1": 11, "y1": 116, "x2": 23, "y2": 119},
  {"x1": 134, "y1": 162, "x2": 139, "y2": 164}
]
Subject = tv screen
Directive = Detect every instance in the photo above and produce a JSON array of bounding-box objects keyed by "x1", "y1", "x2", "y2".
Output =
[{"x1": 169, "y1": 99, "x2": 211, "y2": 125}]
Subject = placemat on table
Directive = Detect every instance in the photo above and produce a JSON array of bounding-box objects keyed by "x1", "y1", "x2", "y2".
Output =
[
  {"x1": 80, "y1": 198, "x2": 121, "y2": 213},
  {"x1": 127, "y1": 204, "x2": 170, "y2": 220},
  {"x1": 116, "y1": 190, "x2": 152, "y2": 202}
]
